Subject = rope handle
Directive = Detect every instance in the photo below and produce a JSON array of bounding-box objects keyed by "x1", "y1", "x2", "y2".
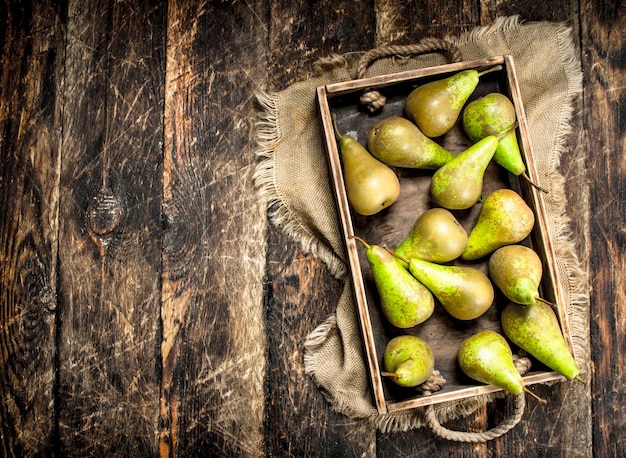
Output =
[
  {"x1": 421, "y1": 356, "x2": 531, "y2": 442},
  {"x1": 355, "y1": 38, "x2": 463, "y2": 112},
  {"x1": 426, "y1": 392, "x2": 525, "y2": 442}
]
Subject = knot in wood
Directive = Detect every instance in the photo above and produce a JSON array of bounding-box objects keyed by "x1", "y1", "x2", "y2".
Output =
[{"x1": 87, "y1": 188, "x2": 123, "y2": 236}]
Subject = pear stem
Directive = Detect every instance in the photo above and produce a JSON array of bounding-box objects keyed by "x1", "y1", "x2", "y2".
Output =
[
  {"x1": 524, "y1": 387, "x2": 548, "y2": 405},
  {"x1": 381, "y1": 371, "x2": 398, "y2": 378},
  {"x1": 383, "y1": 245, "x2": 410, "y2": 264},
  {"x1": 477, "y1": 65, "x2": 503, "y2": 78},
  {"x1": 348, "y1": 234, "x2": 370, "y2": 249},
  {"x1": 536, "y1": 296, "x2": 557, "y2": 308},
  {"x1": 331, "y1": 113, "x2": 343, "y2": 141},
  {"x1": 575, "y1": 375, "x2": 587, "y2": 386},
  {"x1": 521, "y1": 171, "x2": 549, "y2": 194}
]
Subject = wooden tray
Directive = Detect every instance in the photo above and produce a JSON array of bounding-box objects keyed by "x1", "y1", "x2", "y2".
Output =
[{"x1": 316, "y1": 55, "x2": 574, "y2": 414}]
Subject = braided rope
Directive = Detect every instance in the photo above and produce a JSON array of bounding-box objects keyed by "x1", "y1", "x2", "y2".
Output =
[
  {"x1": 424, "y1": 354, "x2": 531, "y2": 442},
  {"x1": 356, "y1": 38, "x2": 463, "y2": 112},
  {"x1": 425, "y1": 392, "x2": 526, "y2": 443},
  {"x1": 356, "y1": 38, "x2": 462, "y2": 79}
]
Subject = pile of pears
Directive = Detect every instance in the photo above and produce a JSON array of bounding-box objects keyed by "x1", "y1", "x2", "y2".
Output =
[{"x1": 336, "y1": 67, "x2": 581, "y2": 395}]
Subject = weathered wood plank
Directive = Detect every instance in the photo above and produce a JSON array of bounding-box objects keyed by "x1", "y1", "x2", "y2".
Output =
[
  {"x1": 268, "y1": 0, "x2": 375, "y2": 85},
  {"x1": 373, "y1": 0, "x2": 480, "y2": 46},
  {"x1": 55, "y1": 0, "x2": 165, "y2": 455},
  {"x1": 581, "y1": 1, "x2": 626, "y2": 457},
  {"x1": 0, "y1": 0, "x2": 618, "y2": 455},
  {"x1": 161, "y1": 1, "x2": 269, "y2": 456},
  {"x1": 263, "y1": 1, "x2": 377, "y2": 456},
  {"x1": 0, "y1": 2, "x2": 65, "y2": 456}
]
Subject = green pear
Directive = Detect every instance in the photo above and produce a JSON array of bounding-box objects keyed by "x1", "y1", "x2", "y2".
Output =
[
  {"x1": 382, "y1": 335, "x2": 435, "y2": 387},
  {"x1": 353, "y1": 237, "x2": 434, "y2": 328},
  {"x1": 462, "y1": 93, "x2": 547, "y2": 192},
  {"x1": 404, "y1": 69, "x2": 480, "y2": 138},
  {"x1": 407, "y1": 258, "x2": 494, "y2": 320},
  {"x1": 501, "y1": 301, "x2": 581, "y2": 381},
  {"x1": 394, "y1": 208, "x2": 468, "y2": 265},
  {"x1": 333, "y1": 115, "x2": 400, "y2": 216},
  {"x1": 367, "y1": 116, "x2": 455, "y2": 169},
  {"x1": 462, "y1": 93, "x2": 521, "y2": 171},
  {"x1": 457, "y1": 330, "x2": 525, "y2": 395},
  {"x1": 489, "y1": 245, "x2": 552, "y2": 305},
  {"x1": 462, "y1": 189, "x2": 535, "y2": 261},
  {"x1": 429, "y1": 134, "x2": 500, "y2": 210}
]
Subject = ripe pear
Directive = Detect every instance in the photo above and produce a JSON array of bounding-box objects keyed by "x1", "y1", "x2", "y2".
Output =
[
  {"x1": 404, "y1": 69, "x2": 481, "y2": 137},
  {"x1": 382, "y1": 335, "x2": 435, "y2": 387},
  {"x1": 353, "y1": 237, "x2": 434, "y2": 328},
  {"x1": 462, "y1": 92, "x2": 547, "y2": 192},
  {"x1": 457, "y1": 330, "x2": 525, "y2": 395},
  {"x1": 333, "y1": 116, "x2": 400, "y2": 216},
  {"x1": 489, "y1": 245, "x2": 552, "y2": 305},
  {"x1": 407, "y1": 258, "x2": 494, "y2": 320},
  {"x1": 501, "y1": 301, "x2": 581, "y2": 381},
  {"x1": 429, "y1": 134, "x2": 500, "y2": 210},
  {"x1": 394, "y1": 208, "x2": 468, "y2": 265},
  {"x1": 367, "y1": 116, "x2": 455, "y2": 169},
  {"x1": 462, "y1": 188, "x2": 535, "y2": 261}
]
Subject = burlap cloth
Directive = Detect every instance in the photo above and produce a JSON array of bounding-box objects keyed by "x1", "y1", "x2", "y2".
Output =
[{"x1": 254, "y1": 16, "x2": 588, "y2": 440}]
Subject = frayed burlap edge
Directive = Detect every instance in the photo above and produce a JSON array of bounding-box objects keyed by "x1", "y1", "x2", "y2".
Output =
[
  {"x1": 253, "y1": 89, "x2": 348, "y2": 279},
  {"x1": 254, "y1": 15, "x2": 589, "y2": 434}
]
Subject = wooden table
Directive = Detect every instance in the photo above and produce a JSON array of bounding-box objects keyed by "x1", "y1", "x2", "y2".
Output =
[{"x1": 1, "y1": 1, "x2": 624, "y2": 456}]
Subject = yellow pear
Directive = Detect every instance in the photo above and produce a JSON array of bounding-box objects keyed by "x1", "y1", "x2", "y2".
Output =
[{"x1": 333, "y1": 116, "x2": 400, "y2": 216}]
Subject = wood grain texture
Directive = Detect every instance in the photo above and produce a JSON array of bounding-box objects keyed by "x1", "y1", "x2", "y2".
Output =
[
  {"x1": 581, "y1": 1, "x2": 626, "y2": 456},
  {"x1": 161, "y1": 1, "x2": 269, "y2": 456},
  {"x1": 268, "y1": 0, "x2": 375, "y2": 86},
  {"x1": 55, "y1": 0, "x2": 165, "y2": 455},
  {"x1": 0, "y1": 2, "x2": 64, "y2": 456},
  {"x1": 262, "y1": 1, "x2": 377, "y2": 456},
  {"x1": 0, "y1": 0, "x2": 622, "y2": 455},
  {"x1": 374, "y1": 0, "x2": 480, "y2": 46}
]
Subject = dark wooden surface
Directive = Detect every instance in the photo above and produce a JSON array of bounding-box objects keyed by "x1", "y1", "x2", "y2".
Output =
[{"x1": 1, "y1": 1, "x2": 624, "y2": 456}]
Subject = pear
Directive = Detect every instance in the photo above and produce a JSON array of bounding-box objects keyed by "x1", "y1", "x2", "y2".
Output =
[
  {"x1": 501, "y1": 301, "x2": 582, "y2": 381},
  {"x1": 462, "y1": 92, "x2": 547, "y2": 192},
  {"x1": 367, "y1": 116, "x2": 455, "y2": 169},
  {"x1": 353, "y1": 237, "x2": 434, "y2": 328},
  {"x1": 404, "y1": 66, "x2": 501, "y2": 138},
  {"x1": 489, "y1": 245, "x2": 552, "y2": 305},
  {"x1": 382, "y1": 335, "x2": 435, "y2": 387},
  {"x1": 457, "y1": 330, "x2": 526, "y2": 395},
  {"x1": 404, "y1": 69, "x2": 479, "y2": 137},
  {"x1": 333, "y1": 115, "x2": 400, "y2": 216},
  {"x1": 407, "y1": 257, "x2": 494, "y2": 320},
  {"x1": 394, "y1": 208, "x2": 468, "y2": 265},
  {"x1": 462, "y1": 188, "x2": 535, "y2": 261},
  {"x1": 429, "y1": 134, "x2": 500, "y2": 210}
]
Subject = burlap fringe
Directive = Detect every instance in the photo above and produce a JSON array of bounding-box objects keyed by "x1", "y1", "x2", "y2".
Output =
[
  {"x1": 545, "y1": 22, "x2": 589, "y2": 368},
  {"x1": 453, "y1": 15, "x2": 523, "y2": 45},
  {"x1": 253, "y1": 90, "x2": 348, "y2": 279}
]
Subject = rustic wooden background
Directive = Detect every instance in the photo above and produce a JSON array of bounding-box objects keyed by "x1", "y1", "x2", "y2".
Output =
[{"x1": 1, "y1": 0, "x2": 624, "y2": 456}]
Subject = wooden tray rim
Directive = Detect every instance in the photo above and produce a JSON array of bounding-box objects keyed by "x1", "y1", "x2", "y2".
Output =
[{"x1": 316, "y1": 55, "x2": 574, "y2": 414}]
